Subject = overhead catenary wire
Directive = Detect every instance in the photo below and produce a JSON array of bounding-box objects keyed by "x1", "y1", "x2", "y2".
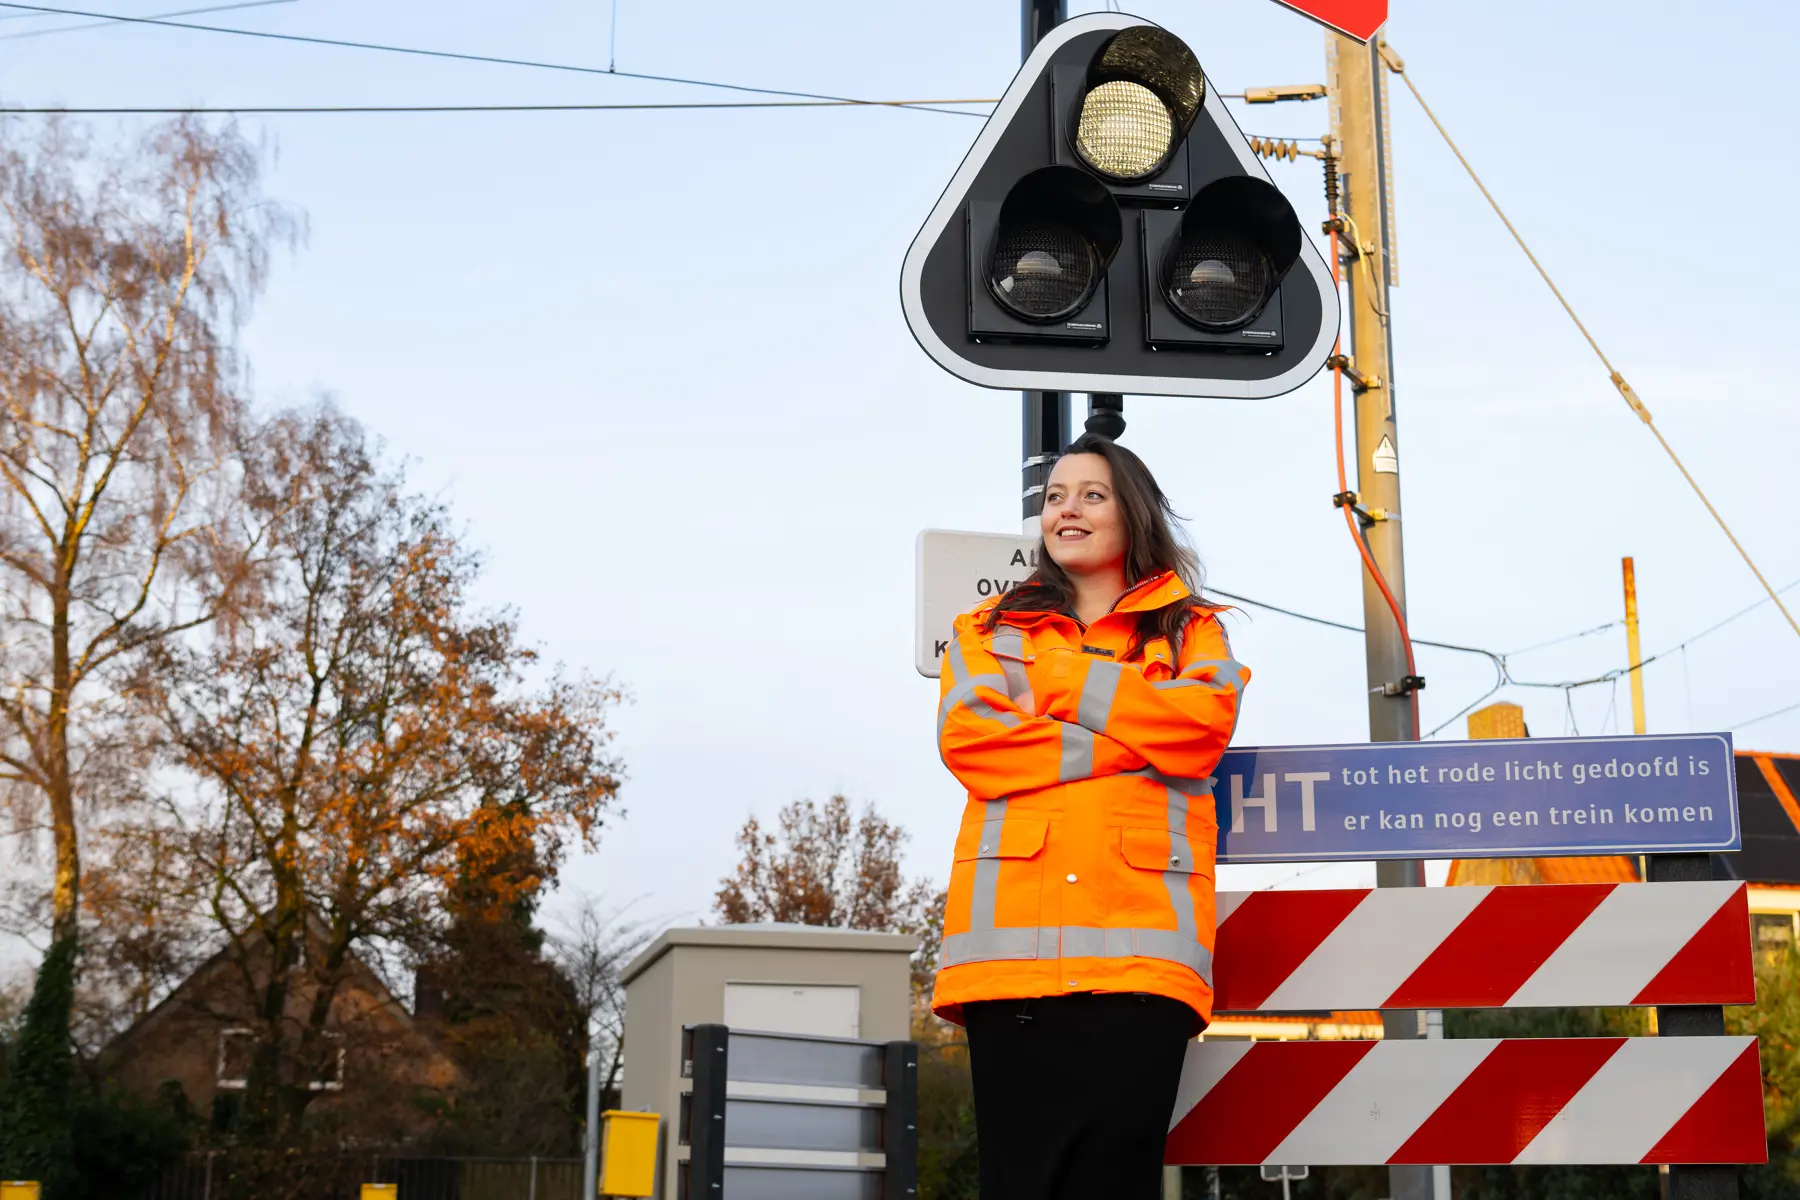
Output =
[
  {"x1": 1504, "y1": 621, "x2": 1619, "y2": 657},
  {"x1": 0, "y1": 0, "x2": 289, "y2": 39},
  {"x1": 1731, "y1": 698, "x2": 1800, "y2": 732},
  {"x1": 1383, "y1": 43, "x2": 1800, "y2": 646},
  {"x1": 0, "y1": 1, "x2": 992, "y2": 117},
  {"x1": 1210, "y1": 575, "x2": 1800, "y2": 736},
  {"x1": 0, "y1": 100, "x2": 993, "y2": 115}
]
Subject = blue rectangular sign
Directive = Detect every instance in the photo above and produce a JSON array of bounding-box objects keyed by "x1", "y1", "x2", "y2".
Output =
[{"x1": 1209, "y1": 733, "x2": 1739, "y2": 863}]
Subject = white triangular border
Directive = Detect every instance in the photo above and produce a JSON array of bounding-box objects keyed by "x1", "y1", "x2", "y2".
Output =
[{"x1": 898, "y1": 12, "x2": 1342, "y2": 401}]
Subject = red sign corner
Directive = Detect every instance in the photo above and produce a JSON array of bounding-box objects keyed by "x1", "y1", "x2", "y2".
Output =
[{"x1": 1269, "y1": 0, "x2": 1387, "y2": 43}]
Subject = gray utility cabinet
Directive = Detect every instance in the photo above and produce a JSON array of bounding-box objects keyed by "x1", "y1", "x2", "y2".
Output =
[{"x1": 619, "y1": 923, "x2": 919, "y2": 1199}]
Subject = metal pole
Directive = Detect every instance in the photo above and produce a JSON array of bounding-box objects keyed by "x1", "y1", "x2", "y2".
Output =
[
  {"x1": 1624, "y1": 557, "x2": 1648, "y2": 735},
  {"x1": 1020, "y1": 0, "x2": 1070, "y2": 536},
  {"x1": 883, "y1": 1041, "x2": 921, "y2": 1200},
  {"x1": 1649, "y1": 853, "x2": 1739, "y2": 1200},
  {"x1": 583, "y1": 1043, "x2": 602, "y2": 1199},
  {"x1": 1329, "y1": 29, "x2": 1433, "y2": 1200},
  {"x1": 1625, "y1": 557, "x2": 1654, "y2": 882}
]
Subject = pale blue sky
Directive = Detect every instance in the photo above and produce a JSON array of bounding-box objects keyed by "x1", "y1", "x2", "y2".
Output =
[{"x1": 2, "y1": 0, "x2": 1795, "y2": 924}]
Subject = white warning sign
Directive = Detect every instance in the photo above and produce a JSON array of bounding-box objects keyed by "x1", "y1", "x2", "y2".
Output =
[{"x1": 915, "y1": 529, "x2": 1039, "y2": 677}]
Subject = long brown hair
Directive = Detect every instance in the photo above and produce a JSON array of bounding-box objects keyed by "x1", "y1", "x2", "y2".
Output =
[{"x1": 982, "y1": 432, "x2": 1208, "y2": 660}]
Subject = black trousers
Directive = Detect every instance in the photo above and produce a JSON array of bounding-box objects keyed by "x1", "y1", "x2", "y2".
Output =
[{"x1": 964, "y1": 992, "x2": 1194, "y2": 1200}]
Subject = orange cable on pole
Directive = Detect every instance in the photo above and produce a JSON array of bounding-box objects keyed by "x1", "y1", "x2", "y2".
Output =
[{"x1": 1329, "y1": 227, "x2": 1421, "y2": 738}]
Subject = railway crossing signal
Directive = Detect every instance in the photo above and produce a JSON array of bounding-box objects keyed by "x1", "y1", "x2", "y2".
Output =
[{"x1": 900, "y1": 13, "x2": 1340, "y2": 400}]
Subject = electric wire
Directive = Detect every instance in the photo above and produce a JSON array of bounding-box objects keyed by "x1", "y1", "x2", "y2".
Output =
[
  {"x1": 1386, "y1": 48, "x2": 1800, "y2": 645},
  {"x1": 1505, "y1": 621, "x2": 1618, "y2": 657},
  {"x1": 1206, "y1": 586, "x2": 1501, "y2": 661},
  {"x1": 1732, "y1": 698, "x2": 1800, "y2": 731},
  {"x1": 0, "y1": 100, "x2": 990, "y2": 115},
  {"x1": 0, "y1": 2, "x2": 993, "y2": 117},
  {"x1": 1210, "y1": 577, "x2": 1800, "y2": 737},
  {"x1": 0, "y1": 0, "x2": 287, "y2": 38},
  {"x1": 1681, "y1": 643, "x2": 1696, "y2": 730}
]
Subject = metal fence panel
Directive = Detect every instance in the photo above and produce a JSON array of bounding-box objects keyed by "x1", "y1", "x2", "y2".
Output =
[{"x1": 721, "y1": 1164, "x2": 885, "y2": 1200}]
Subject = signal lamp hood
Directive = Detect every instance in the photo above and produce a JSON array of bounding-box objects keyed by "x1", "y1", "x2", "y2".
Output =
[
  {"x1": 1073, "y1": 26, "x2": 1205, "y2": 182},
  {"x1": 987, "y1": 166, "x2": 1123, "y2": 323},
  {"x1": 1161, "y1": 176, "x2": 1302, "y2": 331}
]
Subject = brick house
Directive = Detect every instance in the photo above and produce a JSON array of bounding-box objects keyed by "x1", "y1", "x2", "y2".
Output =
[{"x1": 103, "y1": 920, "x2": 466, "y2": 1141}]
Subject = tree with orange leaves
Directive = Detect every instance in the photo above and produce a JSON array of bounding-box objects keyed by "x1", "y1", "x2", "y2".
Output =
[
  {"x1": 123, "y1": 403, "x2": 625, "y2": 1146},
  {"x1": 714, "y1": 795, "x2": 945, "y2": 1009}
]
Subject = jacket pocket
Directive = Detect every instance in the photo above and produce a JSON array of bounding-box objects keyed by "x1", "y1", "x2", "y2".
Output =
[
  {"x1": 1118, "y1": 826, "x2": 1212, "y2": 877},
  {"x1": 954, "y1": 816, "x2": 1049, "y2": 863}
]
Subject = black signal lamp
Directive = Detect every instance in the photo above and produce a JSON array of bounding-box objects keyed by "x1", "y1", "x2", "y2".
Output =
[
  {"x1": 1053, "y1": 26, "x2": 1204, "y2": 202},
  {"x1": 900, "y1": 13, "x2": 1339, "y2": 400},
  {"x1": 1142, "y1": 175, "x2": 1303, "y2": 351},
  {"x1": 969, "y1": 165, "x2": 1122, "y2": 344}
]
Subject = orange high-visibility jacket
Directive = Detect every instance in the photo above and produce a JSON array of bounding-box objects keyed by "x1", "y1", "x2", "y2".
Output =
[{"x1": 932, "y1": 571, "x2": 1247, "y2": 1028}]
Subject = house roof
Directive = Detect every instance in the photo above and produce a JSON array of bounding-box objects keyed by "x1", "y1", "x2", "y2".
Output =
[
  {"x1": 1448, "y1": 750, "x2": 1800, "y2": 888},
  {"x1": 1713, "y1": 752, "x2": 1800, "y2": 885},
  {"x1": 104, "y1": 913, "x2": 445, "y2": 1069}
]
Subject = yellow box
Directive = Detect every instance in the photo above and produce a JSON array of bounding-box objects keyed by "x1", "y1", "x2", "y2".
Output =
[
  {"x1": 599, "y1": 1109, "x2": 661, "y2": 1197},
  {"x1": 360, "y1": 1185, "x2": 397, "y2": 1200},
  {"x1": 1, "y1": 1186, "x2": 41, "y2": 1200}
]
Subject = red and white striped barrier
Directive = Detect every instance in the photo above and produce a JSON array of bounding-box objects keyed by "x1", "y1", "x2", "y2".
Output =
[
  {"x1": 1165, "y1": 1036, "x2": 1768, "y2": 1166},
  {"x1": 1213, "y1": 881, "x2": 1753, "y2": 1011}
]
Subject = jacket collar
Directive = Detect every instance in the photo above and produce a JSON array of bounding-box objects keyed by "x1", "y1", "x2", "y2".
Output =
[
  {"x1": 993, "y1": 570, "x2": 1191, "y2": 627},
  {"x1": 1111, "y1": 570, "x2": 1190, "y2": 615}
]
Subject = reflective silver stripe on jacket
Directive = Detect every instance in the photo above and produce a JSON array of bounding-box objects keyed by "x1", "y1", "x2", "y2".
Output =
[
  {"x1": 1075, "y1": 660, "x2": 1123, "y2": 731},
  {"x1": 942, "y1": 924, "x2": 1213, "y2": 982},
  {"x1": 1121, "y1": 766, "x2": 1215, "y2": 797},
  {"x1": 1058, "y1": 722, "x2": 1094, "y2": 782},
  {"x1": 1181, "y1": 656, "x2": 1244, "y2": 678},
  {"x1": 990, "y1": 630, "x2": 1036, "y2": 710},
  {"x1": 938, "y1": 641, "x2": 1019, "y2": 740},
  {"x1": 966, "y1": 798, "x2": 1007, "y2": 935},
  {"x1": 1161, "y1": 785, "x2": 1199, "y2": 942}
]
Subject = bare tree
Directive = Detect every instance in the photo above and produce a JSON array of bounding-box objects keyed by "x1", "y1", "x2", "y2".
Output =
[
  {"x1": 126, "y1": 403, "x2": 626, "y2": 1142},
  {"x1": 548, "y1": 892, "x2": 658, "y2": 1111},
  {"x1": 0, "y1": 116, "x2": 298, "y2": 948}
]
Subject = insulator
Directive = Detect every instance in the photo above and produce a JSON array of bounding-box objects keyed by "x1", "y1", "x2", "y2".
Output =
[{"x1": 1247, "y1": 136, "x2": 1304, "y2": 163}]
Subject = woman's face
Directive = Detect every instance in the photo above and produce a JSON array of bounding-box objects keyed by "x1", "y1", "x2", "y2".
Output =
[{"x1": 1041, "y1": 453, "x2": 1128, "y2": 578}]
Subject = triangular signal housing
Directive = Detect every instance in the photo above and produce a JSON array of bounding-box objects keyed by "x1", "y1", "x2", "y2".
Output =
[{"x1": 899, "y1": 13, "x2": 1340, "y2": 401}]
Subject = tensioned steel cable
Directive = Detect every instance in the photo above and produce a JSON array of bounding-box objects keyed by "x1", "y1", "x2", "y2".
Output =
[
  {"x1": 1732, "y1": 698, "x2": 1800, "y2": 731},
  {"x1": 0, "y1": 100, "x2": 993, "y2": 114},
  {"x1": 0, "y1": 2, "x2": 992, "y2": 117},
  {"x1": 0, "y1": 0, "x2": 289, "y2": 39},
  {"x1": 1213, "y1": 576, "x2": 1800, "y2": 735},
  {"x1": 1383, "y1": 43, "x2": 1800, "y2": 645}
]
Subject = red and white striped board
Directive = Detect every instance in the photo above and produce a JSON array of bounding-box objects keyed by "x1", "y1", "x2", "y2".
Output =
[
  {"x1": 1213, "y1": 881, "x2": 1753, "y2": 1011},
  {"x1": 1166, "y1": 1036, "x2": 1767, "y2": 1166}
]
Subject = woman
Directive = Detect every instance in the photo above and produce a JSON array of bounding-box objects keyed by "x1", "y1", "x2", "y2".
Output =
[{"x1": 933, "y1": 433, "x2": 1248, "y2": 1200}]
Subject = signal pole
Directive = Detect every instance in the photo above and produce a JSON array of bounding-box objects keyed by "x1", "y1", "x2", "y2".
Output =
[
  {"x1": 1328, "y1": 30, "x2": 1438, "y2": 1200},
  {"x1": 1623, "y1": 557, "x2": 1648, "y2": 735},
  {"x1": 1020, "y1": 0, "x2": 1071, "y2": 535}
]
